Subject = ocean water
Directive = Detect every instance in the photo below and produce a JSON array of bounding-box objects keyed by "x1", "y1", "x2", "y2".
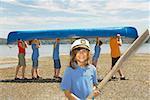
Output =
[{"x1": 0, "y1": 44, "x2": 149, "y2": 58}]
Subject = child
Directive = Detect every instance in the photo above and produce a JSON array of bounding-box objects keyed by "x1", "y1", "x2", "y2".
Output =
[
  {"x1": 31, "y1": 39, "x2": 42, "y2": 79},
  {"x1": 110, "y1": 34, "x2": 125, "y2": 80},
  {"x1": 15, "y1": 39, "x2": 27, "y2": 80},
  {"x1": 92, "y1": 37, "x2": 103, "y2": 67},
  {"x1": 61, "y1": 38, "x2": 100, "y2": 99},
  {"x1": 53, "y1": 38, "x2": 62, "y2": 81}
]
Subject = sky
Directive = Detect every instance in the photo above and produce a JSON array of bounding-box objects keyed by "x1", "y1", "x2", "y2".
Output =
[{"x1": 0, "y1": 0, "x2": 149, "y2": 38}]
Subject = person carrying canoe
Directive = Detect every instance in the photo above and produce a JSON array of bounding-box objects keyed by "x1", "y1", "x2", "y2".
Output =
[
  {"x1": 31, "y1": 39, "x2": 42, "y2": 79},
  {"x1": 109, "y1": 34, "x2": 126, "y2": 80},
  {"x1": 15, "y1": 39, "x2": 27, "y2": 80},
  {"x1": 53, "y1": 38, "x2": 62, "y2": 81}
]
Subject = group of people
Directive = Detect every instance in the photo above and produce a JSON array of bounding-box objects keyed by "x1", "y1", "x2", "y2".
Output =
[
  {"x1": 15, "y1": 39, "x2": 41, "y2": 80},
  {"x1": 15, "y1": 38, "x2": 62, "y2": 80},
  {"x1": 14, "y1": 34, "x2": 126, "y2": 99}
]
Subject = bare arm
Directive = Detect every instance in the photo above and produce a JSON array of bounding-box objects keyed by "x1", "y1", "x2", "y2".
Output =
[
  {"x1": 64, "y1": 90, "x2": 79, "y2": 100},
  {"x1": 24, "y1": 41, "x2": 27, "y2": 48},
  {"x1": 36, "y1": 44, "x2": 40, "y2": 48},
  {"x1": 117, "y1": 37, "x2": 122, "y2": 46},
  {"x1": 19, "y1": 41, "x2": 26, "y2": 49},
  {"x1": 36, "y1": 41, "x2": 41, "y2": 48}
]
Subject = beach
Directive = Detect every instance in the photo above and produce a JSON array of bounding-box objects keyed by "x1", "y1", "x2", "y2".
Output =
[{"x1": 0, "y1": 54, "x2": 150, "y2": 100}]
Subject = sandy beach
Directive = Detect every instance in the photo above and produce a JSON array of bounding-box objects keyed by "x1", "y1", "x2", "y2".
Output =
[{"x1": 0, "y1": 54, "x2": 150, "y2": 100}]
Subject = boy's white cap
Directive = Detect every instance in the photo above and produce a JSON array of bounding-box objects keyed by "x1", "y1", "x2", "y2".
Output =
[{"x1": 71, "y1": 38, "x2": 90, "y2": 51}]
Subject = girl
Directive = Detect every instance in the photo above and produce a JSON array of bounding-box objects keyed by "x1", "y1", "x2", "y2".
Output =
[
  {"x1": 61, "y1": 38, "x2": 100, "y2": 99},
  {"x1": 15, "y1": 39, "x2": 27, "y2": 80},
  {"x1": 31, "y1": 39, "x2": 42, "y2": 79}
]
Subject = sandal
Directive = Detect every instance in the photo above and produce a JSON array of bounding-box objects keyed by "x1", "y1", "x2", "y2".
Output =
[
  {"x1": 120, "y1": 77, "x2": 126, "y2": 80},
  {"x1": 37, "y1": 76, "x2": 42, "y2": 79},
  {"x1": 32, "y1": 77, "x2": 37, "y2": 80},
  {"x1": 14, "y1": 77, "x2": 21, "y2": 80},
  {"x1": 97, "y1": 78, "x2": 103, "y2": 82},
  {"x1": 22, "y1": 77, "x2": 28, "y2": 80},
  {"x1": 111, "y1": 76, "x2": 117, "y2": 79},
  {"x1": 109, "y1": 76, "x2": 117, "y2": 81},
  {"x1": 53, "y1": 76, "x2": 62, "y2": 81},
  {"x1": 57, "y1": 76, "x2": 62, "y2": 80}
]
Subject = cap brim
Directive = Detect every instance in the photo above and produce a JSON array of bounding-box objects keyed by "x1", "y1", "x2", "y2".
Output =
[{"x1": 72, "y1": 45, "x2": 90, "y2": 51}]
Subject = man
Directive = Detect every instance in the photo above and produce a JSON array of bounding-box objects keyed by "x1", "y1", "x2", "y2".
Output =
[
  {"x1": 110, "y1": 34, "x2": 126, "y2": 80},
  {"x1": 15, "y1": 39, "x2": 27, "y2": 80}
]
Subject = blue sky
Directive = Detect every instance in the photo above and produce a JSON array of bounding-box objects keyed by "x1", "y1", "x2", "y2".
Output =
[{"x1": 0, "y1": 0, "x2": 149, "y2": 38}]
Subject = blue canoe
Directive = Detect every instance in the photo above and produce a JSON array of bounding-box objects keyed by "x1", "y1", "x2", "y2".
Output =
[{"x1": 7, "y1": 27, "x2": 138, "y2": 44}]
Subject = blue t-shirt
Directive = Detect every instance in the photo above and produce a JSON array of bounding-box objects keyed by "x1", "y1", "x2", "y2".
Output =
[
  {"x1": 92, "y1": 45, "x2": 101, "y2": 60},
  {"x1": 32, "y1": 44, "x2": 39, "y2": 60},
  {"x1": 60, "y1": 64, "x2": 98, "y2": 99},
  {"x1": 53, "y1": 42, "x2": 60, "y2": 60}
]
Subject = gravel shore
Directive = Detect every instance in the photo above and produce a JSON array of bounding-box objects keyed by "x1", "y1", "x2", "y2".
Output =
[{"x1": 0, "y1": 54, "x2": 149, "y2": 100}]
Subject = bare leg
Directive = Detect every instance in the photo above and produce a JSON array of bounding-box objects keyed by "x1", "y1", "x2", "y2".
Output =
[
  {"x1": 22, "y1": 66, "x2": 26, "y2": 78},
  {"x1": 56, "y1": 69, "x2": 60, "y2": 77},
  {"x1": 36, "y1": 68, "x2": 40, "y2": 77},
  {"x1": 111, "y1": 67, "x2": 116, "y2": 78},
  {"x1": 54, "y1": 68, "x2": 57, "y2": 77},
  {"x1": 118, "y1": 68, "x2": 125, "y2": 77},
  {"x1": 15, "y1": 66, "x2": 20, "y2": 78},
  {"x1": 31, "y1": 68, "x2": 34, "y2": 78}
]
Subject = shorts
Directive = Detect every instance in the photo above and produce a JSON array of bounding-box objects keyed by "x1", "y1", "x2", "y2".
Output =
[
  {"x1": 112, "y1": 56, "x2": 120, "y2": 67},
  {"x1": 18, "y1": 53, "x2": 26, "y2": 67},
  {"x1": 54, "y1": 59, "x2": 61, "y2": 69},
  {"x1": 32, "y1": 59, "x2": 38, "y2": 68}
]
